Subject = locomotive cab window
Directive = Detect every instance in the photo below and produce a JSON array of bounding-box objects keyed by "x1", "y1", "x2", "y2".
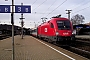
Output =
[
  {"x1": 50, "y1": 23, "x2": 54, "y2": 28},
  {"x1": 57, "y1": 20, "x2": 71, "y2": 30}
]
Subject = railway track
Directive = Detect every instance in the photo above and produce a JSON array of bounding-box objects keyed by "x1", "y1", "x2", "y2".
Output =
[
  {"x1": 58, "y1": 39, "x2": 90, "y2": 59},
  {"x1": 76, "y1": 40, "x2": 90, "y2": 46},
  {"x1": 32, "y1": 36, "x2": 90, "y2": 59},
  {"x1": 60, "y1": 45, "x2": 90, "y2": 59},
  {"x1": 43, "y1": 38, "x2": 90, "y2": 59}
]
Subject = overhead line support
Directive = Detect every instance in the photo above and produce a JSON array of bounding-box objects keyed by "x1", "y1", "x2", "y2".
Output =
[{"x1": 66, "y1": 9, "x2": 72, "y2": 20}]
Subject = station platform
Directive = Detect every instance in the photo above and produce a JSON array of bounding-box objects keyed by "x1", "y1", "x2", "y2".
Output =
[
  {"x1": 0, "y1": 35, "x2": 88, "y2": 60},
  {"x1": 75, "y1": 35, "x2": 90, "y2": 40}
]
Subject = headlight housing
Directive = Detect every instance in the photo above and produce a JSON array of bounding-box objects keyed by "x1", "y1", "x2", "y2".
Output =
[
  {"x1": 56, "y1": 32, "x2": 59, "y2": 35},
  {"x1": 72, "y1": 30, "x2": 76, "y2": 35}
]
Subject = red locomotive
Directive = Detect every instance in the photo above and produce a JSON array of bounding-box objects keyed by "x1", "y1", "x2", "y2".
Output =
[
  {"x1": 31, "y1": 16, "x2": 75, "y2": 43},
  {"x1": 37, "y1": 16, "x2": 75, "y2": 43}
]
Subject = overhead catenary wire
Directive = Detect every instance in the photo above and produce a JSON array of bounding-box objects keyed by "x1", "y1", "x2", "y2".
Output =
[
  {"x1": 72, "y1": 0, "x2": 90, "y2": 10},
  {"x1": 72, "y1": 5, "x2": 90, "y2": 14},
  {"x1": 45, "y1": 0, "x2": 67, "y2": 17},
  {"x1": 31, "y1": 0, "x2": 90, "y2": 24},
  {"x1": 32, "y1": 0, "x2": 38, "y2": 6},
  {"x1": 58, "y1": 0, "x2": 90, "y2": 18},
  {"x1": 42, "y1": 0, "x2": 58, "y2": 16},
  {"x1": 59, "y1": 0, "x2": 90, "y2": 18},
  {"x1": 63, "y1": 0, "x2": 90, "y2": 19},
  {"x1": 68, "y1": 0, "x2": 86, "y2": 10},
  {"x1": 70, "y1": 0, "x2": 90, "y2": 16},
  {"x1": 63, "y1": 5, "x2": 90, "y2": 19},
  {"x1": 32, "y1": 0, "x2": 47, "y2": 11}
]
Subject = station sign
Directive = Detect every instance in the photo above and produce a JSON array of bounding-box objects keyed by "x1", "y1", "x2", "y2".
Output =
[
  {"x1": 0, "y1": 5, "x2": 10, "y2": 13},
  {"x1": 15, "y1": 5, "x2": 31, "y2": 13},
  {"x1": 0, "y1": 5, "x2": 31, "y2": 13}
]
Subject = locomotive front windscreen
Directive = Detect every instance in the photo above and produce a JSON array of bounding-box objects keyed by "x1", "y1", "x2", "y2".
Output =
[{"x1": 57, "y1": 20, "x2": 71, "y2": 30}]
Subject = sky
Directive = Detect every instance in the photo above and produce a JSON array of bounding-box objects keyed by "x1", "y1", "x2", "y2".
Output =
[{"x1": 0, "y1": 0, "x2": 90, "y2": 28}]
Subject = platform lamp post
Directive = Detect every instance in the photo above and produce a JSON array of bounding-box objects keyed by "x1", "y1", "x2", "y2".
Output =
[
  {"x1": 11, "y1": 0, "x2": 15, "y2": 60},
  {"x1": 5, "y1": 1, "x2": 14, "y2": 60},
  {"x1": 5, "y1": 0, "x2": 15, "y2": 59}
]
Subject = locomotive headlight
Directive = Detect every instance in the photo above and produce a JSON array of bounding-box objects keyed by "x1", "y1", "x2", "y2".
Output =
[
  {"x1": 56, "y1": 32, "x2": 59, "y2": 35},
  {"x1": 72, "y1": 30, "x2": 76, "y2": 35},
  {"x1": 72, "y1": 32, "x2": 74, "y2": 35}
]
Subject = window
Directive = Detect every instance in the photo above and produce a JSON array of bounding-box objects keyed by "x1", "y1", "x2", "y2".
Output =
[
  {"x1": 57, "y1": 20, "x2": 71, "y2": 30},
  {"x1": 50, "y1": 23, "x2": 54, "y2": 28}
]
